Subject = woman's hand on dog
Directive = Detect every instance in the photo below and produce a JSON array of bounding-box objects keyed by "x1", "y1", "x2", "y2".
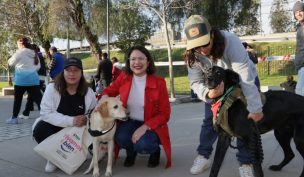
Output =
[
  {"x1": 132, "y1": 124, "x2": 150, "y2": 143},
  {"x1": 207, "y1": 81, "x2": 224, "y2": 99},
  {"x1": 73, "y1": 115, "x2": 87, "y2": 127},
  {"x1": 248, "y1": 112, "x2": 264, "y2": 122}
]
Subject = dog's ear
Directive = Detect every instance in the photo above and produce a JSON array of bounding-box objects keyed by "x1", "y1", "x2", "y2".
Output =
[
  {"x1": 100, "y1": 101, "x2": 109, "y2": 117},
  {"x1": 225, "y1": 69, "x2": 240, "y2": 86},
  {"x1": 205, "y1": 66, "x2": 226, "y2": 89}
]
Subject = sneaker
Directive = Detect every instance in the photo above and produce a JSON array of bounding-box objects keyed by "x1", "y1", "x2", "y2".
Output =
[
  {"x1": 45, "y1": 160, "x2": 57, "y2": 173},
  {"x1": 6, "y1": 117, "x2": 18, "y2": 124},
  {"x1": 239, "y1": 164, "x2": 254, "y2": 177},
  {"x1": 19, "y1": 114, "x2": 29, "y2": 119},
  {"x1": 190, "y1": 155, "x2": 210, "y2": 175}
]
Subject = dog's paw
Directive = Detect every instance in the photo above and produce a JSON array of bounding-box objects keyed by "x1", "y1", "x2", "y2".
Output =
[
  {"x1": 105, "y1": 171, "x2": 112, "y2": 177},
  {"x1": 92, "y1": 169, "x2": 100, "y2": 177}
]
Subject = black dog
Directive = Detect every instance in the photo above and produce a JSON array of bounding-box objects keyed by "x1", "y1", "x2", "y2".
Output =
[{"x1": 204, "y1": 66, "x2": 304, "y2": 177}]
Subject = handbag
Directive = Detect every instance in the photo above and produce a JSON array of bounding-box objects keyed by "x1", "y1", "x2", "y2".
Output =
[{"x1": 34, "y1": 126, "x2": 91, "y2": 175}]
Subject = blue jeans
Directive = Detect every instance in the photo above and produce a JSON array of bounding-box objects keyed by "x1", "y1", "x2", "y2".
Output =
[{"x1": 115, "y1": 119, "x2": 160, "y2": 156}]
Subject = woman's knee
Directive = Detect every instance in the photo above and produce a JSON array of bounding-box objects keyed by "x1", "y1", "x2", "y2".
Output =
[
  {"x1": 115, "y1": 128, "x2": 133, "y2": 148},
  {"x1": 134, "y1": 132, "x2": 159, "y2": 153}
]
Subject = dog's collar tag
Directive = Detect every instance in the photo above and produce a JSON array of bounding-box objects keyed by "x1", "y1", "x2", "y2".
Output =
[{"x1": 88, "y1": 122, "x2": 116, "y2": 137}]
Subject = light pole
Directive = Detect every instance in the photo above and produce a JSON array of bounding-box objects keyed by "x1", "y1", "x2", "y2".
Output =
[{"x1": 107, "y1": 0, "x2": 110, "y2": 57}]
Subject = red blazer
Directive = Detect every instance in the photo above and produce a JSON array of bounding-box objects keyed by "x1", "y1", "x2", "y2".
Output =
[{"x1": 101, "y1": 72, "x2": 172, "y2": 168}]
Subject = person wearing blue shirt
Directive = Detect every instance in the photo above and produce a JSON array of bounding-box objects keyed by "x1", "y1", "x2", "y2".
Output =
[{"x1": 49, "y1": 46, "x2": 65, "y2": 79}]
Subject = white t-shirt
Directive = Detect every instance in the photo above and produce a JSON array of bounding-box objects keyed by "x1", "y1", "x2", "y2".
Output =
[{"x1": 127, "y1": 74, "x2": 147, "y2": 121}]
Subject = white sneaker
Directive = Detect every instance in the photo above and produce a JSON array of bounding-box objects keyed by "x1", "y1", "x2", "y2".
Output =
[
  {"x1": 190, "y1": 155, "x2": 210, "y2": 175},
  {"x1": 45, "y1": 160, "x2": 57, "y2": 173},
  {"x1": 239, "y1": 164, "x2": 254, "y2": 177},
  {"x1": 18, "y1": 114, "x2": 29, "y2": 119}
]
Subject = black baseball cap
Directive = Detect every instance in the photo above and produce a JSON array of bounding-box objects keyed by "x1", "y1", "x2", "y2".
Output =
[{"x1": 64, "y1": 57, "x2": 83, "y2": 69}]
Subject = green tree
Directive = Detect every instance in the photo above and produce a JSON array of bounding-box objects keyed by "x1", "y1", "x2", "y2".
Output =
[
  {"x1": 0, "y1": 31, "x2": 16, "y2": 86},
  {"x1": 0, "y1": 0, "x2": 52, "y2": 55},
  {"x1": 113, "y1": 1, "x2": 154, "y2": 53},
  {"x1": 48, "y1": 0, "x2": 104, "y2": 62},
  {"x1": 270, "y1": 0, "x2": 292, "y2": 33},
  {"x1": 189, "y1": 0, "x2": 260, "y2": 35}
]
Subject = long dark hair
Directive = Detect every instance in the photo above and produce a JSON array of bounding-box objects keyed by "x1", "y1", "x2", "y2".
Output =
[
  {"x1": 124, "y1": 45, "x2": 156, "y2": 75},
  {"x1": 54, "y1": 69, "x2": 89, "y2": 96},
  {"x1": 17, "y1": 36, "x2": 39, "y2": 65},
  {"x1": 184, "y1": 28, "x2": 225, "y2": 68}
]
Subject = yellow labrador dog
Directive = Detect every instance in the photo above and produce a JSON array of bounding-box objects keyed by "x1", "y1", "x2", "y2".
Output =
[{"x1": 84, "y1": 97, "x2": 127, "y2": 177}]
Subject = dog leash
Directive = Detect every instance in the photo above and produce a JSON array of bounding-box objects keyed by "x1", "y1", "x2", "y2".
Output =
[{"x1": 85, "y1": 109, "x2": 116, "y2": 137}]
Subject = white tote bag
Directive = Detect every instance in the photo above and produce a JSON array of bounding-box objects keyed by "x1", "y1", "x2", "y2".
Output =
[{"x1": 34, "y1": 126, "x2": 90, "y2": 175}]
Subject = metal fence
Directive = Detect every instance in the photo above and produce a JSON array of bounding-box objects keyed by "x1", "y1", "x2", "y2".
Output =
[
  {"x1": 255, "y1": 45, "x2": 296, "y2": 76},
  {"x1": 256, "y1": 60, "x2": 296, "y2": 76}
]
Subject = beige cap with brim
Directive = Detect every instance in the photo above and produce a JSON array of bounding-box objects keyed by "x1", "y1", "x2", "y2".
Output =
[{"x1": 184, "y1": 15, "x2": 211, "y2": 50}]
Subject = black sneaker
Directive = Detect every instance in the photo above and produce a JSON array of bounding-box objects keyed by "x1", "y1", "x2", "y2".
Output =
[
  {"x1": 147, "y1": 148, "x2": 160, "y2": 168},
  {"x1": 124, "y1": 152, "x2": 137, "y2": 167}
]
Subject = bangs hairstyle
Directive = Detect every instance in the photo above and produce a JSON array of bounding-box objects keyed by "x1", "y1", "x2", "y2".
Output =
[
  {"x1": 184, "y1": 28, "x2": 225, "y2": 68},
  {"x1": 124, "y1": 46, "x2": 156, "y2": 75},
  {"x1": 54, "y1": 70, "x2": 89, "y2": 96}
]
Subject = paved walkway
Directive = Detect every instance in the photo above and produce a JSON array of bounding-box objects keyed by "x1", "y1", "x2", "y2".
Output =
[{"x1": 0, "y1": 96, "x2": 302, "y2": 177}]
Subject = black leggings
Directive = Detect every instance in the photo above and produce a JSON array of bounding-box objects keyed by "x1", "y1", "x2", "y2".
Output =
[
  {"x1": 33, "y1": 120, "x2": 63, "y2": 144},
  {"x1": 13, "y1": 85, "x2": 42, "y2": 118},
  {"x1": 23, "y1": 81, "x2": 45, "y2": 116}
]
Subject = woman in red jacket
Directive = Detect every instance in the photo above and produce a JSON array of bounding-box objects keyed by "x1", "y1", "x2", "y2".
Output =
[{"x1": 98, "y1": 46, "x2": 171, "y2": 168}]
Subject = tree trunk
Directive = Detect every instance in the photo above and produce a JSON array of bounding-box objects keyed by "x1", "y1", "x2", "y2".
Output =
[
  {"x1": 82, "y1": 25, "x2": 102, "y2": 62},
  {"x1": 69, "y1": 0, "x2": 102, "y2": 62},
  {"x1": 7, "y1": 65, "x2": 12, "y2": 86},
  {"x1": 162, "y1": 13, "x2": 175, "y2": 99}
]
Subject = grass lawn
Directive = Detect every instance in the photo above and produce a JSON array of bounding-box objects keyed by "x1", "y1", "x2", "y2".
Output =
[{"x1": 0, "y1": 74, "x2": 294, "y2": 96}]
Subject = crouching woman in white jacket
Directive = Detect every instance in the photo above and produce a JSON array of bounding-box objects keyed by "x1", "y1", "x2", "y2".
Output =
[{"x1": 32, "y1": 57, "x2": 97, "y2": 172}]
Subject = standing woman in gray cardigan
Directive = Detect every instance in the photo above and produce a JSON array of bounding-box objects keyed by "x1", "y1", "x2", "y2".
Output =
[{"x1": 183, "y1": 15, "x2": 263, "y2": 177}]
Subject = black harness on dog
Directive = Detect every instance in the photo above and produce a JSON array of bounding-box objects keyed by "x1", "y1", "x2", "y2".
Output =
[
  {"x1": 211, "y1": 86, "x2": 246, "y2": 138},
  {"x1": 85, "y1": 110, "x2": 116, "y2": 137}
]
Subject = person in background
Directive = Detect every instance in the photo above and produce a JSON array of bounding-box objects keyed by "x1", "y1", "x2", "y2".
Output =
[
  {"x1": 20, "y1": 44, "x2": 47, "y2": 119},
  {"x1": 242, "y1": 42, "x2": 260, "y2": 90},
  {"x1": 242, "y1": 42, "x2": 258, "y2": 64},
  {"x1": 32, "y1": 57, "x2": 96, "y2": 173},
  {"x1": 97, "y1": 46, "x2": 172, "y2": 168},
  {"x1": 89, "y1": 75, "x2": 96, "y2": 92},
  {"x1": 280, "y1": 75, "x2": 297, "y2": 93},
  {"x1": 49, "y1": 46, "x2": 65, "y2": 80},
  {"x1": 293, "y1": 1, "x2": 304, "y2": 96},
  {"x1": 183, "y1": 15, "x2": 263, "y2": 177},
  {"x1": 95, "y1": 52, "x2": 113, "y2": 93},
  {"x1": 6, "y1": 36, "x2": 42, "y2": 124},
  {"x1": 111, "y1": 56, "x2": 122, "y2": 81}
]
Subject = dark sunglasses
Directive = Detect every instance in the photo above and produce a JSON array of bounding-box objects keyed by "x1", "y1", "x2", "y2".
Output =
[{"x1": 194, "y1": 41, "x2": 211, "y2": 51}]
